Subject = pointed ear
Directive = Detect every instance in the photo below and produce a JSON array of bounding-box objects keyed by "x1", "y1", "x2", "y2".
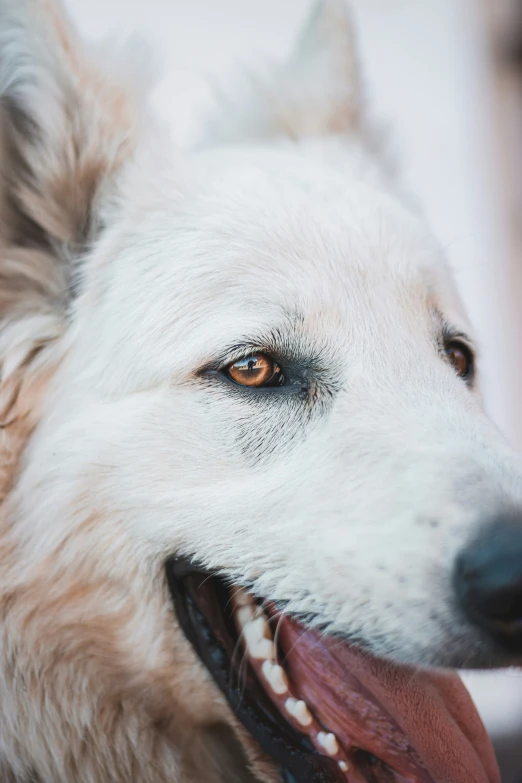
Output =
[
  {"x1": 0, "y1": 0, "x2": 150, "y2": 476},
  {"x1": 0, "y1": 0, "x2": 149, "y2": 264},
  {"x1": 203, "y1": 0, "x2": 362, "y2": 144}
]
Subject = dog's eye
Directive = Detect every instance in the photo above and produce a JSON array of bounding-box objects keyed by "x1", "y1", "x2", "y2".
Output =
[
  {"x1": 445, "y1": 340, "x2": 474, "y2": 382},
  {"x1": 225, "y1": 354, "x2": 284, "y2": 388}
]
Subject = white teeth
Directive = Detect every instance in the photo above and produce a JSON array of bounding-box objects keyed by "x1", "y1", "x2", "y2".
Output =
[
  {"x1": 234, "y1": 589, "x2": 347, "y2": 767},
  {"x1": 234, "y1": 589, "x2": 348, "y2": 771},
  {"x1": 232, "y1": 592, "x2": 277, "y2": 660},
  {"x1": 317, "y1": 732, "x2": 339, "y2": 756},
  {"x1": 247, "y1": 616, "x2": 267, "y2": 638},
  {"x1": 236, "y1": 605, "x2": 256, "y2": 627},
  {"x1": 284, "y1": 697, "x2": 313, "y2": 727},
  {"x1": 250, "y1": 637, "x2": 276, "y2": 660},
  {"x1": 261, "y1": 660, "x2": 289, "y2": 695},
  {"x1": 232, "y1": 589, "x2": 257, "y2": 629},
  {"x1": 242, "y1": 616, "x2": 276, "y2": 660}
]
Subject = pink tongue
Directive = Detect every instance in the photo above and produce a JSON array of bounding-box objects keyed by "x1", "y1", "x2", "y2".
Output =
[{"x1": 277, "y1": 616, "x2": 500, "y2": 783}]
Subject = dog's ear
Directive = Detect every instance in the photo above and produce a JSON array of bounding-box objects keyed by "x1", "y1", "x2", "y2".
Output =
[
  {"x1": 0, "y1": 0, "x2": 148, "y2": 487},
  {"x1": 0, "y1": 0, "x2": 148, "y2": 270},
  {"x1": 204, "y1": 0, "x2": 362, "y2": 144}
]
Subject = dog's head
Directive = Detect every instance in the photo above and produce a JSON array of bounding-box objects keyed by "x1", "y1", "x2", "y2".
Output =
[{"x1": 1, "y1": 1, "x2": 522, "y2": 782}]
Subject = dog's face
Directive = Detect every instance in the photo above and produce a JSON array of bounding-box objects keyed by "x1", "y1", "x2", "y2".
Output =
[
  {"x1": 37, "y1": 143, "x2": 521, "y2": 666},
  {"x1": 1, "y1": 1, "x2": 522, "y2": 782}
]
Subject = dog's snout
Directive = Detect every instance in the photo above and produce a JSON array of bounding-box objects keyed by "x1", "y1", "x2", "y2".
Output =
[{"x1": 454, "y1": 515, "x2": 522, "y2": 653}]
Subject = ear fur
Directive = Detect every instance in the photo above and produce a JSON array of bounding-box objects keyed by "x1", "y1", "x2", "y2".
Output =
[
  {"x1": 0, "y1": 0, "x2": 149, "y2": 494},
  {"x1": 203, "y1": 0, "x2": 362, "y2": 144},
  {"x1": 0, "y1": 0, "x2": 149, "y2": 262}
]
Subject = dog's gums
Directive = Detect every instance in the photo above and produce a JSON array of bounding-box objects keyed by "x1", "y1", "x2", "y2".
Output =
[{"x1": 166, "y1": 561, "x2": 499, "y2": 783}]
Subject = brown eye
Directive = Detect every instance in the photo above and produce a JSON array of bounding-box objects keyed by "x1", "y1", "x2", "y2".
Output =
[
  {"x1": 225, "y1": 354, "x2": 283, "y2": 388},
  {"x1": 445, "y1": 340, "x2": 474, "y2": 381}
]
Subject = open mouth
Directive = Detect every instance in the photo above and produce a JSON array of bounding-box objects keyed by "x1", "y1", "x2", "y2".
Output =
[{"x1": 165, "y1": 560, "x2": 499, "y2": 783}]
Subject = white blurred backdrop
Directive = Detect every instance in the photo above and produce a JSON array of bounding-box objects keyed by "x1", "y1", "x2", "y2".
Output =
[{"x1": 62, "y1": 0, "x2": 522, "y2": 771}]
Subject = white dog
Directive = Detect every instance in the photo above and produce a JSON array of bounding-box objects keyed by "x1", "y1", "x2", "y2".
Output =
[{"x1": 1, "y1": 1, "x2": 522, "y2": 781}]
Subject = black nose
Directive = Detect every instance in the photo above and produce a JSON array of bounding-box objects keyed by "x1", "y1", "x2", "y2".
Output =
[{"x1": 454, "y1": 516, "x2": 522, "y2": 653}]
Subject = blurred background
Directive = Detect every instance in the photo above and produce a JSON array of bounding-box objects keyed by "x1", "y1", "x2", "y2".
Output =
[{"x1": 62, "y1": 0, "x2": 522, "y2": 779}]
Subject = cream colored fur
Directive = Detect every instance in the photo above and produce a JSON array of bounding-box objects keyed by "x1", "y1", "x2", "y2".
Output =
[{"x1": 0, "y1": 1, "x2": 521, "y2": 781}]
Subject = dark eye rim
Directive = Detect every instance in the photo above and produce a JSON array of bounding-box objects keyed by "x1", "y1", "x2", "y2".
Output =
[
  {"x1": 443, "y1": 337, "x2": 475, "y2": 384},
  {"x1": 197, "y1": 348, "x2": 309, "y2": 397}
]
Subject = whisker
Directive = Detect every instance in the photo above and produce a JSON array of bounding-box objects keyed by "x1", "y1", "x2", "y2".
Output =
[{"x1": 230, "y1": 632, "x2": 250, "y2": 705}]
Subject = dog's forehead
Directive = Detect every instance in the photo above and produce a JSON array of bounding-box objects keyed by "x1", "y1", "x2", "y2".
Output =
[
  {"x1": 147, "y1": 150, "x2": 442, "y2": 290},
  {"x1": 148, "y1": 150, "x2": 454, "y2": 323},
  {"x1": 81, "y1": 150, "x2": 466, "y2": 392}
]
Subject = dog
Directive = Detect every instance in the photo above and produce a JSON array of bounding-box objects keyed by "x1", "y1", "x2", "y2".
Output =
[{"x1": 1, "y1": 0, "x2": 522, "y2": 781}]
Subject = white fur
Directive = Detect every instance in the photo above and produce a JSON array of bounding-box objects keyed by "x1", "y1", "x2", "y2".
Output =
[{"x1": 0, "y1": 0, "x2": 521, "y2": 780}]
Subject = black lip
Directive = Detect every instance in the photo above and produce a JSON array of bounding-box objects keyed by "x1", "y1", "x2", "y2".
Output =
[{"x1": 165, "y1": 558, "x2": 345, "y2": 783}]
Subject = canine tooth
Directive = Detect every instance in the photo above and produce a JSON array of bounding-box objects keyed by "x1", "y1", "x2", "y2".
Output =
[
  {"x1": 284, "y1": 697, "x2": 313, "y2": 727},
  {"x1": 261, "y1": 660, "x2": 289, "y2": 695},
  {"x1": 317, "y1": 732, "x2": 339, "y2": 756},
  {"x1": 339, "y1": 761, "x2": 349, "y2": 772}
]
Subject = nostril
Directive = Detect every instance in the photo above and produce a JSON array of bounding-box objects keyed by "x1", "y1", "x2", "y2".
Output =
[{"x1": 454, "y1": 516, "x2": 522, "y2": 651}]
